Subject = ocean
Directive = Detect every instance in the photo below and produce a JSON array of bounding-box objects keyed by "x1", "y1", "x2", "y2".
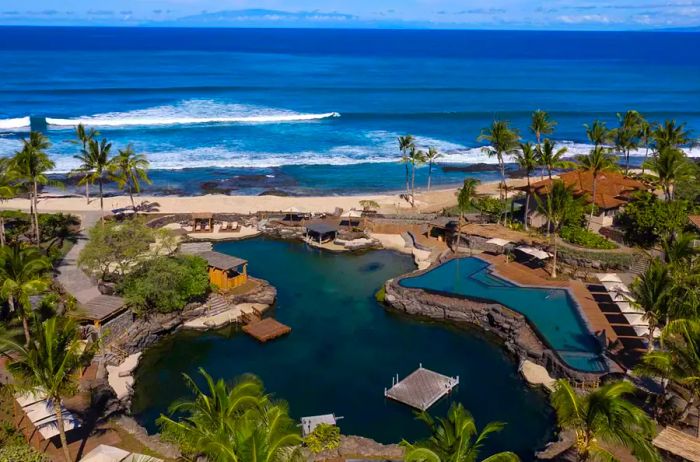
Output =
[{"x1": 0, "y1": 27, "x2": 699, "y2": 195}]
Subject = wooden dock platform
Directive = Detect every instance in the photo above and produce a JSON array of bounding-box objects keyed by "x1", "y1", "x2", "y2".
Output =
[
  {"x1": 300, "y1": 414, "x2": 343, "y2": 436},
  {"x1": 384, "y1": 365, "x2": 459, "y2": 411},
  {"x1": 242, "y1": 317, "x2": 291, "y2": 342}
]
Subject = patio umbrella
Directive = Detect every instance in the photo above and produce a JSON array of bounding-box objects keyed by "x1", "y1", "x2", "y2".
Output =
[
  {"x1": 81, "y1": 445, "x2": 130, "y2": 462},
  {"x1": 596, "y1": 273, "x2": 623, "y2": 283}
]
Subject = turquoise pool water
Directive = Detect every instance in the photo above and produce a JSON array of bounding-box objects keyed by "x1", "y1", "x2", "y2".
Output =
[
  {"x1": 399, "y1": 257, "x2": 606, "y2": 373},
  {"x1": 131, "y1": 239, "x2": 554, "y2": 460}
]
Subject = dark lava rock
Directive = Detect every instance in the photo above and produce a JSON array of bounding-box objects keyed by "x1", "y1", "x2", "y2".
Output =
[
  {"x1": 258, "y1": 189, "x2": 298, "y2": 197},
  {"x1": 200, "y1": 171, "x2": 297, "y2": 195},
  {"x1": 441, "y1": 163, "x2": 500, "y2": 173}
]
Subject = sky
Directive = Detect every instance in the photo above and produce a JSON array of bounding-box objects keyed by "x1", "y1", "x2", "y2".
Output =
[{"x1": 0, "y1": 0, "x2": 699, "y2": 30}]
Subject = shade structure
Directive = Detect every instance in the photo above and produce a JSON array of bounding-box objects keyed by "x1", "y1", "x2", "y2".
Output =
[
  {"x1": 340, "y1": 209, "x2": 363, "y2": 218},
  {"x1": 486, "y1": 238, "x2": 511, "y2": 247},
  {"x1": 36, "y1": 413, "x2": 81, "y2": 440},
  {"x1": 79, "y1": 444, "x2": 131, "y2": 462},
  {"x1": 283, "y1": 206, "x2": 302, "y2": 213},
  {"x1": 623, "y1": 312, "x2": 647, "y2": 326},
  {"x1": 515, "y1": 245, "x2": 551, "y2": 260},
  {"x1": 602, "y1": 281, "x2": 630, "y2": 293},
  {"x1": 596, "y1": 273, "x2": 623, "y2": 283}
]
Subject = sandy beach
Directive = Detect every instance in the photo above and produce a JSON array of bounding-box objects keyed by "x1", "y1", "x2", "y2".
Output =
[{"x1": 0, "y1": 178, "x2": 527, "y2": 216}]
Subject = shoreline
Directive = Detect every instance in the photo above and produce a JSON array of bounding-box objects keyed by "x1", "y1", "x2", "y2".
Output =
[{"x1": 1, "y1": 178, "x2": 527, "y2": 215}]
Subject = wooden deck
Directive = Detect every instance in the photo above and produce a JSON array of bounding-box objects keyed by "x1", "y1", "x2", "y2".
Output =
[
  {"x1": 242, "y1": 318, "x2": 291, "y2": 342},
  {"x1": 384, "y1": 366, "x2": 459, "y2": 411},
  {"x1": 654, "y1": 427, "x2": 700, "y2": 462},
  {"x1": 478, "y1": 253, "x2": 618, "y2": 344}
]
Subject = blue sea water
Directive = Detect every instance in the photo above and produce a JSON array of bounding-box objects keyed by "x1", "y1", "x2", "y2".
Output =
[{"x1": 0, "y1": 27, "x2": 699, "y2": 194}]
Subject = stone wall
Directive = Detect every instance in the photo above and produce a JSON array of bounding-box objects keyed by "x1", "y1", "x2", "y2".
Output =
[
  {"x1": 384, "y1": 276, "x2": 606, "y2": 384},
  {"x1": 116, "y1": 278, "x2": 277, "y2": 355},
  {"x1": 101, "y1": 309, "x2": 135, "y2": 345}
]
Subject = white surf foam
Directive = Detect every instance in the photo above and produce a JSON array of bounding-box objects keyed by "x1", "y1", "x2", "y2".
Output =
[
  {"x1": 45, "y1": 99, "x2": 340, "y2": 128},
  {"x1": 0, "y1": 116, "x2": 30, "y2": 130}
]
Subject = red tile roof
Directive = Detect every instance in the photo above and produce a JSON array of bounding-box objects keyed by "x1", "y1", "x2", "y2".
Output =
[{"x1": 521, "y1": 170, "x2": 648, "y2": 210}]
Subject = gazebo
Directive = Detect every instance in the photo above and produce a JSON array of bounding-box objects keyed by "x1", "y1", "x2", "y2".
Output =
[
  {"x1": 198, "y1": 251, "x2": 248, "y2": 291},
  {"x1": 282, "y1": 206, "x2": 310, "y2": 223},
  {"x1": 306, "y1": 222, "x2": 338, "y2": 244},
  {"x1": 340, "y1": 209, "x2": 363, "y2": 228},
  {"x1": 192, "y1": 212, "x2": 214, "y2": 233}
]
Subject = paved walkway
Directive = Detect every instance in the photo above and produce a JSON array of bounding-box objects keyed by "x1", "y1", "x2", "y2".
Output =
[{"x1": 55, "y1": 213, "x2": 125, "y2": 319}]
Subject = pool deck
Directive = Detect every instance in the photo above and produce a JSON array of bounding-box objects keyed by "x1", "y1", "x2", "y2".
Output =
[{"x1": 478, "y1": 253, "x2": 618, "y2": 345}]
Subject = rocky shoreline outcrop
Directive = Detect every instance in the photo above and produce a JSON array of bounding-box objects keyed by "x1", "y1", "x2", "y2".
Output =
[{"x1": 383, "y1": 273, "x2": 607, "y2": 384}]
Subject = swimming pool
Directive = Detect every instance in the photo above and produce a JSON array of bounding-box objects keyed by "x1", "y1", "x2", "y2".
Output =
[{"x1": 399, "y1": 257, "x2": 606, "y2": 373}]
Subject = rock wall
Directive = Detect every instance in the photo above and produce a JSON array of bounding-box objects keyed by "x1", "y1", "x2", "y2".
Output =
[
  {"x1": 116, "y1": 278, "x2": 277, "y2": 355},
  {"x1": 384, "y1": 277, "x2": 604, "y2": 384}
]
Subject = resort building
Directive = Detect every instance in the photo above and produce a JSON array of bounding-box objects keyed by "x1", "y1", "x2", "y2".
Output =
[
  {"x1": 198, "y1": 250, "x2": 249, "y2": 292},
  {"x1": 518, "y1": 170, "x2": 648, "y2": 232}
]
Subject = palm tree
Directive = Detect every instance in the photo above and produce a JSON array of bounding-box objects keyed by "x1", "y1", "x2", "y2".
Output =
[
  {"x1": 636, "y1": 320, "x2": 700, "y2": 432},
  {"x1": 0, "y1": 158, "x2": 18, "y2": 247},
  {"x1": 534, "y1": 180, "x2": 578, "y2": 278},
  {"x1": 11, "y1": 131, "x2": 55, "y2": 244},
  {"x1": 71, "y1": 124, "x2": 100, "y2": 204},
  {"x1": 644, "y1": 147, "x2": 693, "y2": 201},
  {"x1": 158, "y1": 369, "x2": 302, "y2": 462},
  {"x1": 410, "y1": 147, "x2": 426, "y2": 207},
  {"x1": 73, "y1": 137, "x2": 113, "y2": 220},
  {"x1": 530, "y1": 110, "x2": 556, "y2": 150},
  {"x1": 110, "y1": 145, "x2": 151, "y2": 209},
  {"x1": 513, "y1": 142, "x2": 539, "y2": 231},
  {"x1": 584, "y1": 120, "x2": 610, "y2": 149},
  {"x1": 399, "y1": 135, "x2": 416, "y2": 196},
  {"x1": 3, "y1": 317, "x2": 95, "y2": 462},
  {"x1": 536, "y1": 139, "x2": 571, "y2": 180},
  {"x1": 455, "y1": 178, "x2": 480, "y2": 253},
  {"x1": 425, "y1": 146, "x2": 441, "y2": 192},
  {"x1": 653, "y1": 120, "x2": 691, "y2": 153},
  {"x1": 0, "y1": 245, "x2": 51, "y2": 346},
  {"x1": 628, "y1": 259, "x2": 672, "y2": 350},
  {"x1": 638, "y1": 118, "x2": 652, "y2": 174},
  {"x1": 478, "y1": 120, "x2": 520, "y2": 224},
  {"x1": 613, "y1": 110, "x2": 642, "y2": 174},
  {"x1": 576, "y1": 146, "x2": 618, "y2": 230},
  {"x1": 551, "y1": 379, "x2": 659, "y2": 462},
  {"x1": 402, "y1": 402, "x2": 518, "y2": 462}
]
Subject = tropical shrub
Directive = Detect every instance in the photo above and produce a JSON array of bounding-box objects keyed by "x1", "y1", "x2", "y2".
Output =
[
  {"x1": 560, "y1": 225, "x2": 617, "y2": 249},
  {"x1": 473, "y1": 196, "x2": 502, "y2": 221},
  {"x1": 120, "y1": 255, "x2": 210, "y2": 314},
  {"x1": 0, "y1": 444, "x2": 49, "y2": 462},
  {"x1": 39, "y1": 213, "x2": 80, "y2": 250},
  {"x1": 305, "y1": 423, "x2": 341, "y2": 453},
  {"x1": 616, "y1": 192, "x2": 690, "y2": 247},
  {"x1": 78, "y1": 218, "x2": 158, "y2": 281}
]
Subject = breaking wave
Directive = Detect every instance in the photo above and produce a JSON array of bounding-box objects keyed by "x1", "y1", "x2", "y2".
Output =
[
  {"x1": 0, "y1": 116, "x2": 30, "y2": 130},
  {"x1": 45, "y1": 99, "x2": 340, "y2": 128}
]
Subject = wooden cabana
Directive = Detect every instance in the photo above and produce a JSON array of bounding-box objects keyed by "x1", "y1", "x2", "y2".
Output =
[
  {"x1": 306, "y1": 222, "x2": 338, "y2": 244},
  {"x1": 192, "y1": 212, "x2": 214, "y2": 233},
  {"x1": 427, "y1": 217, "x2": 459, "y2": 242},
  {"x1": 282, "y1": 207, "x2": 310, "y2": 223},
  {"x1": 198, "y1": 251, "x2": 248, "y2": 292}
]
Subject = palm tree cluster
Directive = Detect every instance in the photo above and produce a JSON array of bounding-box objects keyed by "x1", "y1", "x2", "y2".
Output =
[
  {"x1": 398, "y1": 135, "x2": 439, "y2": 207},
  {"x1": 70, "y1": 124, "x2": 152, "y2": 217},
  {"x1": 157, "y1": 369, "x2": 303, "y2": 462}
]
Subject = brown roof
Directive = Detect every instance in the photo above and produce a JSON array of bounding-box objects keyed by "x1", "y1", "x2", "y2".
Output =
[
  {"x1": 520, "y1": 170, "x2": 647, "y2": 210},
  {"x1": 198, "y1": 251, "x2": 247, "y2": 270},
  {"x1": 689, "y1": 215, "x2": 700, "y2": 229},
  {"x1": 192, "y1": 212, "x2": 213, "y2": 219},
  {"x1": 654, "y1": 427, "x2": 700, "y2": 461},
  {"x1": 73, "y1": 295, "x2": 126, "y2": 322}
]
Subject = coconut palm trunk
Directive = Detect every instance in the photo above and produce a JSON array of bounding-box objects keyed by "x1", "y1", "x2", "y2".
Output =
[
  {"x1": 98, "y1": 177, "x2": 104, "y2": 222},
  {"x1": 0, "y1": 216, "x2": 5, "y2": 247},
  {"x1": 499, "y1": 158, "x2": 507, "y2": 224},
  {"x1": 32, "y1": 179, "x2": 40, "y2": 243},
  {"x1": 128, "y1": 181, "x2": 135, "y2": 209},
  {"x1": 524, "y1": 175, "x2": 531, "y2": 231},
  {"x1": 53, "y1": 398, "x2": 72, "y2": 462},
  {"x1": 85, "y1": 181, "x2": 90, "y2": 205},
  {"x1": 411, "y1": 163, "x2": 417, "y2": 207},
  {"x1": 427, "y1": 162, "x2": 433, "y2": 191},
  {"x1": 588, "y1": 175, "x2": 597, "y2": 231},
  {"x1": 551, "y1": 232, "x2": 558, "y2": 278}
]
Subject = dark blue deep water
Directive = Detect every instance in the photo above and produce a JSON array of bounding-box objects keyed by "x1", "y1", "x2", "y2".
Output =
[
  {"x1": 131, "y1": 239, "x2": 554, "y2": 459},
  {"x1": 1, "y1": 27, "x2": 699, "y2": 194}
]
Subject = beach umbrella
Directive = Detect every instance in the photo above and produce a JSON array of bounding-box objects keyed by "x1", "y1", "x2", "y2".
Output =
[
  {"x1": 596, "y1": 273, "x2": 623, "y2": 283},
  {"x1": 81, "y1": 444, "x2": 130, "y2": 462}
]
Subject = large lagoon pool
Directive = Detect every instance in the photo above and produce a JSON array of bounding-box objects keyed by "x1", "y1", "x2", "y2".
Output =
[
  {"x1": 399, "y1": 257, "x2": 605, "y2": 372},
  {"x1": 131, "y1": 239, "x2": 554, "y2": 460}
]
